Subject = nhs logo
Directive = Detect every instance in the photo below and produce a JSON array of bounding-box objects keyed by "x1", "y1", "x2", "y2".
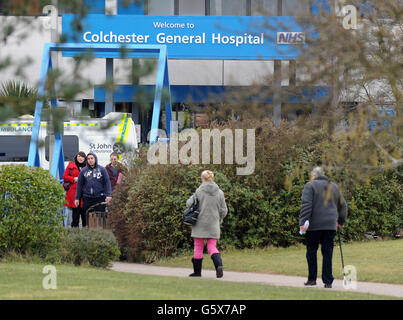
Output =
[{"x1": 277, "y1": 32, "x2": 305, "y2": 44}]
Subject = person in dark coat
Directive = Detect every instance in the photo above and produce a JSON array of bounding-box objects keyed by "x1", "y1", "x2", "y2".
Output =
[
  {"x1": 185, "y1": 170, "x2": 228, "y2": 278},
  {"x1": 62, "y1": 151, "x2": 87, "y2": 227},
  {"x1": 105, "y1": 152, "x2": 127, "y2": 192},
  {"x1": 75, "y1": 152, "x2": 112, "y2": 225},
  {"x1": 299, "y1": 167, "x2": 348, "y2": 288}
]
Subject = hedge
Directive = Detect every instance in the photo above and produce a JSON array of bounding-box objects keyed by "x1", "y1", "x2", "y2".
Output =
[
  {"x1": 0, "y1": 164, "x2": 65, "y2": 258},
  {"x1": 110, "y1": 120, "x2": 403, "y2": 262},
  {"x1": 58, "y1": 228, "x2": 121, "y2": 268}
]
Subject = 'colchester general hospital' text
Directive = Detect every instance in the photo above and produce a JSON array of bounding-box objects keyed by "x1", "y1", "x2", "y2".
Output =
[{"x1": 83, "y1": 32, "x2": 264, "y2": 47}]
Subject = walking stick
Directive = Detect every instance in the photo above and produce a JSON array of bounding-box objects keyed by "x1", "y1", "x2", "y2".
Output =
[{"x1": 337, "y1": 228, "x2": 347, "y2": 286}]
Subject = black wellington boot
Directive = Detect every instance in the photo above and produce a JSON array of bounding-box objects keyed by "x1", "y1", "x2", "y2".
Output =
[
  {"x1": 189, "y1": 258, "x2": 202, "y2": 277},
  {"x1": 211, "y1": 253, "x2": 223, "y2": 278}
]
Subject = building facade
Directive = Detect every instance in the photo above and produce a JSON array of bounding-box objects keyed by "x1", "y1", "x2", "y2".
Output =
[{"x1": 1, "y1": 0, "x2": 341, "y2": 143}]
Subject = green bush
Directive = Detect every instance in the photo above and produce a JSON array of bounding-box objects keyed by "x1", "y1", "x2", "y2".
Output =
[
  {"x1": 343, "y1": 170, "x2": 403, "y2": 240},
  {"x1": 59, "y1": 228, "x2": 120, "y2": 268},
  {"x1": 111, "y1": 164, "x2": 196, "y2": 262},
  {"x1": 110, "y1": 120, "x2": 402, "y2": 262},
  {"x1": 0, "y1": 164, "x2": 65, "y2": 258}
]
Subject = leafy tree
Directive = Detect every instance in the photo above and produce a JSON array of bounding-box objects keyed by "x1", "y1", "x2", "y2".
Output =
[
  {"x1": 294, "y1": 0, "x2": 402, "y2": 176},
  {"x1": 203, "y1": 0, "x2": 402, "y2": 182}
]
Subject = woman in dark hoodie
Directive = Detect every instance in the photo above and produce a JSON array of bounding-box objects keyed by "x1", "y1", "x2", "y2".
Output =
[{"x1": 63, "y1": 151, "x2": 87, "y2": 227}]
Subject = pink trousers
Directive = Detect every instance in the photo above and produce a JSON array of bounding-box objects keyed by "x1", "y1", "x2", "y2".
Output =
[{"x1": 193, "y1": 238, "x2": 219, "y2": 259}]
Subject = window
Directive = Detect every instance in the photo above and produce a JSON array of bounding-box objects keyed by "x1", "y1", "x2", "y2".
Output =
[
  {"x1": 45, "y1": 135, "x2": 79, "y2": 162},
  {"x1": 147, "y1": 0, "x2": 174, "y2": 15},
  {"x1": 179, "y1": 0, "x2": 205, "y2": 16},
  {"x1": 283, "y1": 0, "x2": 310, "y2": 16},
  {"x1": 115, "y1": 102, "x2": 132, "y2": 113},
  {"x1": 251, "y1": 0, "x2": 277, "y2": 16},
  {"x1": 0, "y1": 136, "x2": 30, "y2": 162},
  {"x1": 209, "y1": 0, "x2": 247, "y2": 16}
]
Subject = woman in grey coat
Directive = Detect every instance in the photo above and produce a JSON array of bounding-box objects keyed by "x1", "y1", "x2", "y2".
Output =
[{"x1": 186, "y1": 170, "x2": 228, "y2": 278}]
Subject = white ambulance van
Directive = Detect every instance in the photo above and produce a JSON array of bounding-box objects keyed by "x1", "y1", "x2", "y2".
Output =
[{"x1": 0, "y1": 112, "x2": 139, "y2": 169}]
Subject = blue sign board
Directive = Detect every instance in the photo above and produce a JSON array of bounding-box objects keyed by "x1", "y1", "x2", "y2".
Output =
[{"x1": 62, "y1": 14, "x2": 306, "y2": 60}]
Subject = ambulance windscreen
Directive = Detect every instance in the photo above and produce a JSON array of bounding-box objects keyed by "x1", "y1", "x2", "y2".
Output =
[
  {"x1": 0, "y1": 136, "x2": 30, "y2": 162},
  {"x1": 45, "y1": 135, "x2": 79, "y2": 162}
]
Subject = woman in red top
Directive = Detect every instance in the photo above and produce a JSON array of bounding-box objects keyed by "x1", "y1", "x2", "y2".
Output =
[{"x1": 63, "y1": 151, "x2": 87, "y2": 227}]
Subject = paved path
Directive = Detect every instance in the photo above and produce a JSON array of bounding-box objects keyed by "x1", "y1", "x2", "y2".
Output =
[{"x1": 111, "y1": 262, "x2": 403, "y2": 298}]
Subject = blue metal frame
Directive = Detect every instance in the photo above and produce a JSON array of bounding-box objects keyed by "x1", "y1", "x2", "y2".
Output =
[{"x1": 28, "y1": 42, "x2": 172, "y2": 178}]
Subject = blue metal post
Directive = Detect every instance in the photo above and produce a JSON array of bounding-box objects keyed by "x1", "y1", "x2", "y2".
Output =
[
  {"x1": 48, "y1": 54, "x2": 65, "y2": 179},
  {"x1": 50, "y1": 131, "x2": 65, "y2": 178},
  {"x1": 105, "y1": 58, "x2": 114, "y2": 115},
  {"x1": 149, "y1": 46, "x2": 167, "y2": 145},
  {"x1": 28, "y1": 43, "x2": 51, "y2": 168},
  {"x1": 164, "y1": 55, "x2": 173, "y2": 137}
]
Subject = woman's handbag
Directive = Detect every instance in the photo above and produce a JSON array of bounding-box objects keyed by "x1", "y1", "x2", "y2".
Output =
[
  {"x1": 62, "y1": 168, "x2": 73, "y2": 191},
  {"x1": 183, "y1": 194, "x2": 200, "y2": 226},
  {"x1": 62, "y1": 181, "x2": 72, "y2": 191}
]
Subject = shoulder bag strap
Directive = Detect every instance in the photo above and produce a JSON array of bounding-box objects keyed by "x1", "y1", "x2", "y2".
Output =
[{"x1": 193, "y1": 193, "x2": 199, "y2": 205}]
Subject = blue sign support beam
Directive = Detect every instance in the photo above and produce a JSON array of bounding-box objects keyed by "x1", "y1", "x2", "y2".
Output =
[
  {"x1": 28, "y1": 43, "x2": 52, "y2": 168},
  {"x1": 105, "y1": 58, "x2": 114, "y2": 115},
  {"x1": 48, "y1": 54, "x2": 65, "y2": 179},
  {"x1": 164, "y1": 53, "x2": 173, "y2": 137},
  {"x1": 150, "y1": 46, "x2": 172, "y2": 144},
  {"x1": 50, "y1": 132, "x2": 65, "y2": 178},
  {"x1": 28, "y1": 43, "x2": 172, "y2": 177}
]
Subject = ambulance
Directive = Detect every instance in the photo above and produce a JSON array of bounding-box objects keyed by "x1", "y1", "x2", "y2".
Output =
[{"x1": 0, "y1": 112, "x2": 139, "y2": 170}]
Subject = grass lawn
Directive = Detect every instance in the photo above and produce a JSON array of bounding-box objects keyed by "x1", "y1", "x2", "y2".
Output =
[
  {"x1": 154, "y1": 239, "x2": 403, "y2": 285},
  {"x1": 0, "y1": 262, "x2": 398, "y2": 300}
]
